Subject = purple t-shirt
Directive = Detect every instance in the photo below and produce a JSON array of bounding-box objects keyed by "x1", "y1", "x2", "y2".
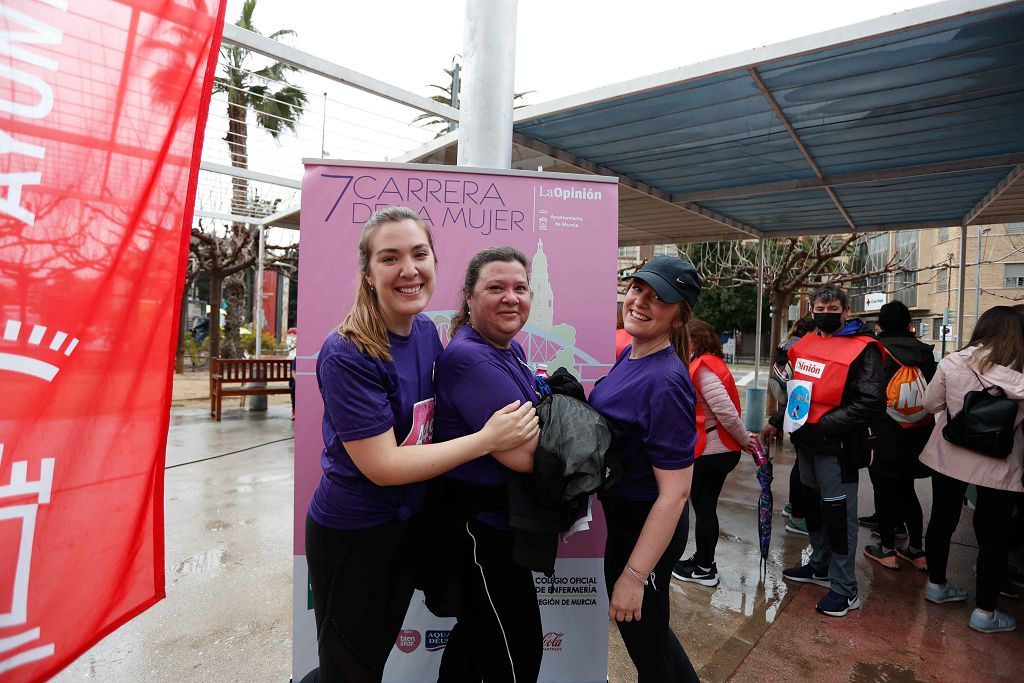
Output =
[
  {"x1": 434, "y1": 324, "x2": 536, "y2": 490},
  {"x1": 589, "y1": 345, "x2": 696, "y2": 501},
  {"x1": 308, "y1": 314, "x2": 443, "y2": 530}
]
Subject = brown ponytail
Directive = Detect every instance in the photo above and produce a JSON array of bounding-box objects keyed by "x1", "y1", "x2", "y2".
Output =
[{"x1": 669, "y1": 301, "x2": 693, "y2": 364}]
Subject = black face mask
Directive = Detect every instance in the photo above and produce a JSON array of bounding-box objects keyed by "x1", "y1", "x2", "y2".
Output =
[{"x1": 813, "y1": 312, "x2": 843, "y2": 334}]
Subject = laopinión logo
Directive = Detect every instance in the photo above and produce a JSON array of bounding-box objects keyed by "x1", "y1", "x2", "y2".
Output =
[
  {"x1": 1, "y1": 319, "x2": 80, "y2": 382},
  {"x1": 794, "y1": 357, "x2": 826, "y2": 379},
  {"x1": 424, "y1": 630, "x2": 451, "y2": 652},
  {"x1": 395, "y1": 629, "x2": 421, "y2": 653}
]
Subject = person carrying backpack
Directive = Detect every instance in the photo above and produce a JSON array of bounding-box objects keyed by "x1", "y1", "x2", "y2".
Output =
[{"x1": 862, "y1": 301, "x2": 936, "y2": 571}]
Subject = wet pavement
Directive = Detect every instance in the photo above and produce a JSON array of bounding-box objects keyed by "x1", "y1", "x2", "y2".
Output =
[
  {"x1": 54, "y1": 405, "x2": 294, "y2": 682},
  {"x1": 53, "y1": 403, "x2": 1023, "y2": 681}
]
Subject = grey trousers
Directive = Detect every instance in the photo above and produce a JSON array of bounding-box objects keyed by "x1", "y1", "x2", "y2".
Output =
[{"x1": 797, "y1": 449, "x2": 859, "y2": 598}]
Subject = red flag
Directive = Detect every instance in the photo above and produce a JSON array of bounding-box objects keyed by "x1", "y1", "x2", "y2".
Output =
[{"x1": 0, "y1": 1, "x2": 226, "y2": 679}]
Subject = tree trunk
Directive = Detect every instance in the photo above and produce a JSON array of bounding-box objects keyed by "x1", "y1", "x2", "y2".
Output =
[
  {"x1": 209, "y1": 273, "x2": 223, "y2": 360},
  {"x1": 222, "y1": 272, "x2": 247, "y2": 359},
  {"x1": 176, "y1": 286, "x2": 187, "y2": 374}
]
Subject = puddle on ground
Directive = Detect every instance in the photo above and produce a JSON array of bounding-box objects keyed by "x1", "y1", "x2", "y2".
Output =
[
  {"x1": 850, "y1": 662, "x2": 924, "y2": 683},
  {"x1": 170, "y1": 545, "x2": 228, "y2": 575}
]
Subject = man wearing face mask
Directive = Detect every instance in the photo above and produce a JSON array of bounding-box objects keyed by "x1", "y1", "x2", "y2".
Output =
[{"x1": 761, "y1": 284, "x2": 885, "y2": 617}]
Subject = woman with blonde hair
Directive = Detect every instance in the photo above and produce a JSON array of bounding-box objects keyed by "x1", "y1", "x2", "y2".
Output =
[
  {"x1": 919, "y1": 305, "x2": 1024, "y2": 634},
  {"x1": 304, "y1": 207, "x2": 538, "y2": 682},
  {"x1": 589, "y1": 256, "x2": 702, "y2": 682}
]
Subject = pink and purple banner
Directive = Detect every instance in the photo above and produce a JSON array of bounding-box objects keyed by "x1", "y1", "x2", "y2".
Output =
[{"x1": 293, "y1": 160, "x2": 619, "y2": 682}]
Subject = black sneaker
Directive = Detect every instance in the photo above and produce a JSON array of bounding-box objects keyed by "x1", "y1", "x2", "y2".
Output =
[
  {"x1": 816, "y1": 589, "x2": 861, "y2": 617},
  {"x1": 870, "y1": 523, "x2": 909, "y2": 540},
  {"x1": 1000, "y1": 577, "x2": 1022, "y2": 599},
  {"x1": 857, "y1": 514, "x2": 879, "y2": 529},
  {"x1": 670, "y1": 556, "x2": 697, "y2": 580},
  {"x1": 782, "y1": 563, "x2": 830, "y2": 588},
  {"x1": 673, "y1": 562, "x2": 720, "y2": 587}
]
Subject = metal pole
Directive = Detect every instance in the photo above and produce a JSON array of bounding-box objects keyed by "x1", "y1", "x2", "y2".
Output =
[
  {"x1": 956, "y1": 225, "x2": 967, "y2": 343},
  {"x1": 457, "y1": 0, "x2": 517, "y2": 169},
  {"x1": 975, "y1": 226, "x2": 986, "y2": 332},
  {"x1": 320, "y1": 91, "x2": 327, "y2": 158},
  {"x1": 754, "y1": 238, "x2": 764, "y2": 385},
  {"x1": 745, "y1": 237, "x2": 767, "y2": 431},
  {"x1": 447, "y1": 61, "x2": 461, "y2": 134},
  {"x1": 255, "y1": 220, "x2": 266, "y2": 359}
]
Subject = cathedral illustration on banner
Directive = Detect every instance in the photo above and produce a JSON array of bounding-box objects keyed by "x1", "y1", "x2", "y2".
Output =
[{"x1": 523, "y1": 239, "x2": 583, "y2": 380}]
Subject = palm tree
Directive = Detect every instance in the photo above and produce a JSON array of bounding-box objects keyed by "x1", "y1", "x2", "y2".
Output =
[
  {"x1": 414, "y1": 67, "x2": 532, "y2": 138},
  {"x1": 208, "y1": 0, "x2": 307, "y2": 359}
]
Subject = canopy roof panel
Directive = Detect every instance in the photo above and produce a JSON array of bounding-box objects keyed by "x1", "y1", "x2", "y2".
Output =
[{"x1": 500, "y1": 0, "x2": 1024, "y2": 243}]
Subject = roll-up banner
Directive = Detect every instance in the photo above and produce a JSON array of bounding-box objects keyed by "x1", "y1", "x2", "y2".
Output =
[{"x1": 294, "y1": 160, "x2": 619, "y2": 682}]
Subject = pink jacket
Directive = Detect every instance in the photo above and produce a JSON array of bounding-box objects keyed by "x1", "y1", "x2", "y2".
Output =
[
  {"x1": 918, "y1": 346, "x2": 1024, "y2": 493},
  {"x1": 694, "y1": 366, "x2": 749, "y2": 455}
]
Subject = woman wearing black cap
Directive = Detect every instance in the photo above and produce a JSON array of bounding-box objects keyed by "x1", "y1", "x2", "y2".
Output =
[{"x1": 589, "y1": 256, "x2": 701, "y2": 682}]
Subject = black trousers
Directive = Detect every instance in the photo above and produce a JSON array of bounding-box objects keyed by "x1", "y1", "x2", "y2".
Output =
[
  {"x1": 873, "y1": 472, "x2": 923, "y2": 549},
  {"x1": 438, "y1": 519, "x2": 542, "y2": 683},
  {"x1": 602, "y1": 496, "x2": 699, "y2": 683},
  {"x1": 691, "y1": 450, "x2": 741, "y2": 566},
  {"x1": 925, "y1": 471, "x2": 1018, "y2": 611},
  {"x1": 305, "y1": 514, "x2": 416, "y2": 683},
  {"x1": 788, "y1": 456, "x2": 806, "y2": 518}
]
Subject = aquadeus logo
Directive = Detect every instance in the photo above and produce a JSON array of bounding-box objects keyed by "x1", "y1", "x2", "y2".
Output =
[
  {"x1": 425, "y1": 630, "x2": 450, "y2": 652},
  {"x1": 794, "y1": 358, "x2": 825, "y2": 379}
]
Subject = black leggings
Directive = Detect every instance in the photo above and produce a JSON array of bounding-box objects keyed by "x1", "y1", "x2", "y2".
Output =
[
  {"x1": 925, "y1": 471, "x2": 1018, "y2": 611},
  {"x1": 438, "y1": 519, "x2": 542, "y2": 683},
  {"x1": 691, "y1": 451, "x2": 741, "y2": 566},
  {"x1": 602, "y1": 496, "x2": 699, "y2": 683},
  {"x1": 873, "y1": 473, "x2": 923, "y2": 549},
  {"x1": 305, "y1": 514, "x2": 416, "y2": 683},
  {"x1": 788, "y1": 456, "x2": 806, "y2": 518}
]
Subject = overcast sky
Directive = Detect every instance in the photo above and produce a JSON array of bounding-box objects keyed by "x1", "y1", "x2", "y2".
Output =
[
  {"x1": 207, "y1": 0, "x2": 942, "y2": 243},
  {"x1": 225, "y1": 0, "x2": 936, "y2": 104}
]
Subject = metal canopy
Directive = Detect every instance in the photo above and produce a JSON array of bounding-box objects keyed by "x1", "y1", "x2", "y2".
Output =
[{"x1": 404, "y1": 0, "x2": 1024, "y2": 245}]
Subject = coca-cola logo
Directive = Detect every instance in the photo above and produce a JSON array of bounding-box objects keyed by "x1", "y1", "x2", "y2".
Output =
[
  {"x1": 395, "y1": 629, "x2": 421, "y2": 653},
  {"x1": 542, "y1": 631, "x2": 564, "y2": 651}
]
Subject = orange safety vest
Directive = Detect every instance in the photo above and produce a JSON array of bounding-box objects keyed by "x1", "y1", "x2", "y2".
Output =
[
  {"x1": 615, "y1": 328, "x2": 632, "y2": 358},
  {"x1": 787, "y1": 333, "x2": 877, "y2": 424},
  {"x1": 689, "y1": 353, "x2": 743, "y2": 456}
]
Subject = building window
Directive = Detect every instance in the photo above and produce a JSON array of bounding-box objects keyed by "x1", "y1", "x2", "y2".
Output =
[
  {"x1": 937, "y1": 227, "x2": 950, "y2": 242},
  {"x1": 1005, "y1": 263, "x2": 1024, "y2": 288},
  {"x1": 937, "y1": 266, "x2": 949, "y2": 291},
  {"x1": 1007, "y1": 222, "x2": 1024, "y2": 235},
  {"x1": 850, "y1": 233, "x2": 889, "y2": 303},
  {"x1": 894, "y1": 230, "x2": 918, "y2": 308},
  {"x1": 653, "y1": 244, "x2": 678, "y2": 257}
]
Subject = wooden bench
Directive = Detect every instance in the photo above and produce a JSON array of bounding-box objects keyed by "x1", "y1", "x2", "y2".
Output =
[{"x1": 210, "y1": 357, "x2": 292, "y2": 421}]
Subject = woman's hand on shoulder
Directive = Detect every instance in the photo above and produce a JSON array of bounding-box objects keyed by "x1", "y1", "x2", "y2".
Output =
[{"x1": 481, "y1": 400, "x2": 539, "y2": 453}]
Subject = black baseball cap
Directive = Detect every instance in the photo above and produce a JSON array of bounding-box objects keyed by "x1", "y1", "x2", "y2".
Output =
[{"x1": 623, "y1": 256, "x2": 702, "y2": 306}]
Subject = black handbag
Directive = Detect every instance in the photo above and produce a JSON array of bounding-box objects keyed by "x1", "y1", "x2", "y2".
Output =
[{"x1": 941, "y1": 369, "x2": 1019, "y2": 459}]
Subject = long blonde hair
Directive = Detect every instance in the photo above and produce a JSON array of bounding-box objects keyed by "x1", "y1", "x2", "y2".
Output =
[{"x1": 338, "y1": 206, "x2": 435, "y2": 361}]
